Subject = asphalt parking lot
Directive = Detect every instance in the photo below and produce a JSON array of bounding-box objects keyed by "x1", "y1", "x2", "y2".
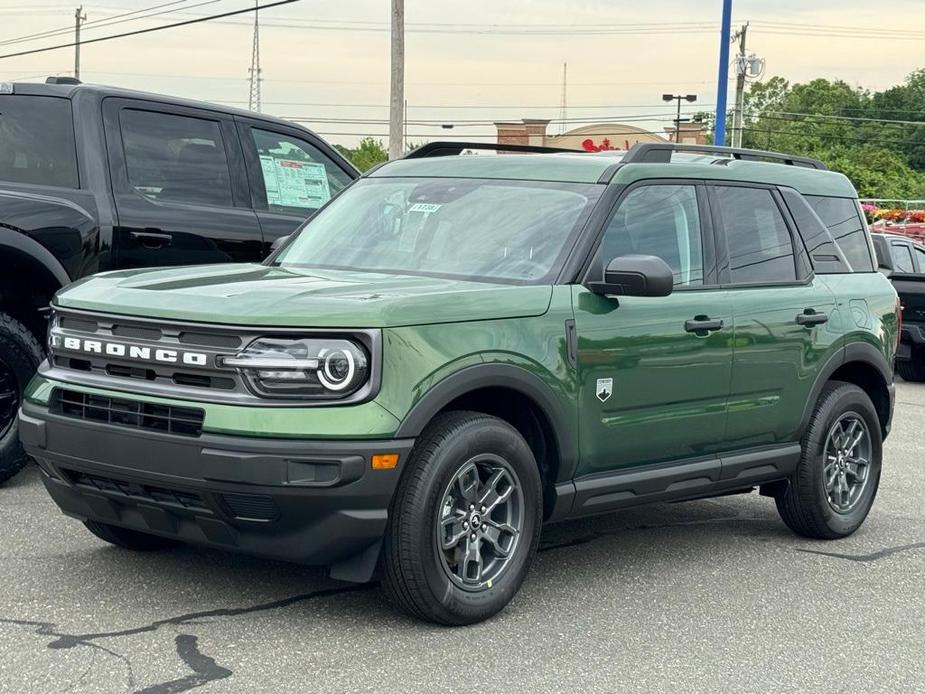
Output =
[{"x1": 0, "y1": 384, "x2": 922, "y2": 693}]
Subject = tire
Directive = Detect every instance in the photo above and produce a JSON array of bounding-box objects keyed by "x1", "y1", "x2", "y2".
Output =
[
  {"x1": 776, "y1": 381, "x2": 882, "y2": 539},
  {"x1": 83, "y1": 520, "x2": 180, "y2": 551},
  {"x1": 896, "y1": 358, "x2": 925, "y2": 382},
  {"x1": 383, "y1": 411, "x2": 543, "y2": 625},
  {"x1": 0, "y1": 313, "x2": 44, "y2": 485}
]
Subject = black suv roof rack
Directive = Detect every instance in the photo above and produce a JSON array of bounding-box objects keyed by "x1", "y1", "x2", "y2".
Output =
[
  {"x1": 405, "y1": 141, "x2": 583, "y2": 159},
  {"x1": 622, "y1": 143, "x2": 828, "y2": 170},
  {"x1": 45, "y1": 76, "x2": 81, "y2": 85}
]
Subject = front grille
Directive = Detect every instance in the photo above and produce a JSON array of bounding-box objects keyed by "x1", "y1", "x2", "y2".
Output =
[
  {"x1": 49, "y1": 311, "x2": 251, "y2": 397},
  {"x1": 66, "y1": 470, "x2": 208, "y2": 512},
  {"x1": 51, "y1": 388, "x2": 204, "y2": 437}
]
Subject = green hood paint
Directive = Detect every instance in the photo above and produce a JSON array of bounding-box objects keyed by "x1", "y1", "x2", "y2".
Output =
[{"x1": 54, "y1": 263, "x2": 554, "y2": 328}]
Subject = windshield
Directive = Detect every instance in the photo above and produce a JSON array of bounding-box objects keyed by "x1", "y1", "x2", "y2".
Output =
[{"x1": 274, "y1": 177, "x2": 603, "y2": 283}]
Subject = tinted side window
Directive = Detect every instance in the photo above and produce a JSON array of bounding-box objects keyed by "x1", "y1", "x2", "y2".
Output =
[
  {"x1": 915, "y1": 246, "x2": 925, "y2": 272},
  {"x1": 120, "y1": 109, "x2": 233, "y2": 207},
  {"x1": 780, "y1": 188, "x2": 848, "y2": 274},
  {"x1": 597, "y1": 184, "x2": 704, "y2": 287},
  {"x1": 715, "y1": 186, "x2": 795, "y2": 283},
  {"x1": 0, "y1": 95, "x2": 77, "y2": 187},
  {"x1": 891, "y1": 243, "x2": 915, "y2": 273},
  {"x1": 805, "y1": 195, "x2": 874, "y2": 272},
  {"x1": 250, "y1": 128, "x2": 352, "y2": 214}
]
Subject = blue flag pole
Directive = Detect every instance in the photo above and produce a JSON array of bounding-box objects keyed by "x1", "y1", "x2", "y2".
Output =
[{"x1": 714, "y1": 0, "x2": 733, "y2": 146}]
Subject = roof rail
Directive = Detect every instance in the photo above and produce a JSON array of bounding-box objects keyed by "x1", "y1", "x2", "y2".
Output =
[
  {"x1": 404, "y1": 141, "x2": 583, "y2": 159},
  {"x1": 45, "y1": 76, "x2": 81, "y2": 85},
  {"x1": 622, "y1": 143, "x2": 828, "y2": 170}
]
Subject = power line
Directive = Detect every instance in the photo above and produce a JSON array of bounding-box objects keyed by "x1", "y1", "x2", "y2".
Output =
[
  {"x1": 212, "y1": 100, "x2": 714, "y2": 110},
  {"x1": 0, "y1": 0, "x2": 298, "y2": 61},
  {"x1": 56, "y1": 69, "x2": 716, "y2": 88},
  {"x1": 0, "y1": 0, "x2": 201, "y2": 48}
]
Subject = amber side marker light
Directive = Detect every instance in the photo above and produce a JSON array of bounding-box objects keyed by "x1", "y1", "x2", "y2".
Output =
[{"x1": 371, "y1": 453, "x2": 399, "y2": 470}]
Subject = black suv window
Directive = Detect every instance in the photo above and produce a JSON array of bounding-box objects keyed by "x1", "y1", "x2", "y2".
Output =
[
  {"x1": 119, "y1": 109, "x2": 233, "y2": 207},
  {"x1": 805, "y1": 195, "x2": 874, "y2": 271},
  {"x1": 714, "y1": 186, "x2": 795, "y2": 283},
  {"x1": 597, "y1": 184, "x2": 705, "y2": 287},
  {"x1": 249, "y1": 128, "x2": 352, "y2": 214},
  {"x1": 0, "y1": 95, "x2": 78, "y2": 188},
  {"x1": 891, "y1": 242, "x2": 915, "y2": 273},
  {"x1": 915, "y1": 245, "x2": 925, "y2": 271}
]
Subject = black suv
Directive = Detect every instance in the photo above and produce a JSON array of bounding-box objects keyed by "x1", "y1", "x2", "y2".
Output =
[{"x1": 0, "y1": 77, "x2": 358, "y2": 482}]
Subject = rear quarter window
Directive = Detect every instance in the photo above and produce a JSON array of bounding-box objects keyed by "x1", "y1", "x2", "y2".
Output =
[
  {"x1": 805, "y1": 195, "x2": 874, "y2": 272},
  {"x1": 0, "y1": 95, "x2": 78, "y2": 188}
]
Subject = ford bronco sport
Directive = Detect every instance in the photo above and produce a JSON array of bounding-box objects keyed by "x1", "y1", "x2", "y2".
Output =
[{"x1": 19, "y1": 142, "x2": 898, "y2": 625}]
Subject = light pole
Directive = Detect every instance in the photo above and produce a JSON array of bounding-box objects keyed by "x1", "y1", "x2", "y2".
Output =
[{"x1": 663, "y1": 93, "x2": 697, "y2": 143}]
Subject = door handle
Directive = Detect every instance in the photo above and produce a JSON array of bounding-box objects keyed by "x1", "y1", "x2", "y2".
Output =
[
  {"x1": 130, "y1": 229, "x2": 172, "y2": 248},
  {"x1": 796, "y1": 310, "x2": 828, "y2": 326},
  {"x1": 684, "y1": 317, "x2": 724, "y2": 333}
]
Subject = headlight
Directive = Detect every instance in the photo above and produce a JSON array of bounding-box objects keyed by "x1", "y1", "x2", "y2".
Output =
[{"x1": 220, "y1": 337, "x2": 369, "y2": 400}]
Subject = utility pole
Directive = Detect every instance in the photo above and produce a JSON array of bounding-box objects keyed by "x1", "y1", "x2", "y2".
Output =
[
  {"x1": 731, "y1": 22, "x2": 749, "y2": 148},
  {"x1": 247, "y1": 0, "x2": 262, "y2": 112},
  {"x1": 559, "y1": 62, "x2": 567, "y2": 134},
  {"x1": 74, "y1": 6, "x2": 86, "y2": 80},
  {"x1": 714, "y1": 0, "x2": 733, "y2": 146},
  {"x1": 388, "y1": 0, "x2": 405, "y2": 159}
]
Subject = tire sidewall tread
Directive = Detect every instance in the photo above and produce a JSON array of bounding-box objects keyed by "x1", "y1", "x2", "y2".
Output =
[
  {"x1": 0, "y1": 313, "x2": 43, "y2": 484},
  {"x1": 383, "y1": 411, "x2": 542, "y2": 625},
  {"x1": 777, "y1": 381, "x2": 882, "y2": 539}
]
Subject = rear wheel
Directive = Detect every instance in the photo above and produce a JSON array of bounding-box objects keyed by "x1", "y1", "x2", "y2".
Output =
[
  {"x1": 0, "y1": 313, "x2": 43, "y2": 485},
  {"x1": 83, "y1": 520, "x2": 180, "y2": 551},
  {"x1": 776, "y1": 381, "x2": 882, "y2": 539},
  {"x1": 896, "y1": 357, "x2": 925, "y2": 382},
  {"x1": 383, "y1": 412, "x2": 542, "y2": 625}
]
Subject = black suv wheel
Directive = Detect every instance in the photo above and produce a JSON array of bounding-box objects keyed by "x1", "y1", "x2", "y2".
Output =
[
  {"x1": 896, "y1": 358, "x2": 925, "y2": 382},
  {"x1": 776, "y1": 381, "x2": 882, "y2": 539},
  {"x1": 383, "y1": 412, "x2": 542, "y2": 625},
  {"x1": 0, "y1": 313, "x2": 43, "y2": 485}
]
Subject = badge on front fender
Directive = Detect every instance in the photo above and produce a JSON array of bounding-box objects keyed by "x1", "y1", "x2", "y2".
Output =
[{"x1": 596, "y1": 378, "x2": 612, "y2": 403}]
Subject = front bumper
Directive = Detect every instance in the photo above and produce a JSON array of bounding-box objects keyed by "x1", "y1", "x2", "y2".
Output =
[{"x1": 19, "y1": 400, "x2": 414, "y2": 582}]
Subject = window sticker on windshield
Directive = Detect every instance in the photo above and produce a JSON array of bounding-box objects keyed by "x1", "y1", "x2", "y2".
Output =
[
  {"x1": 409, "y1": 202, "x2": 441, "y2": 213},
  {"x1": 260, "y1": 156, "x2": 331, "y2": 209}
]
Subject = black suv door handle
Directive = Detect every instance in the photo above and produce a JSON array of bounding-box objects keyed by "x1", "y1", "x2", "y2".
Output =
[
  {"x1": 130, "y1": 230, "x2": 172, "y2": 248},
  {"x1": 796, "y1": 310, "x2": 828, "y2": 326},
  {"x1": 684, "y1": 317, "x2": 724, "y2": 333}
]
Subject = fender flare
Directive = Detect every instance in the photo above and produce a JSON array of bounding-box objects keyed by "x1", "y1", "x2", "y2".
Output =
[
  {"x1": 798, "y1": 342, "x2": 892, "y2": 435},
  {"x1": 394, "y1": 363, "x2": 578, "y2": 482},
  {"x1": 0, "y1": 233, "x2": 71, "y2": 287}
]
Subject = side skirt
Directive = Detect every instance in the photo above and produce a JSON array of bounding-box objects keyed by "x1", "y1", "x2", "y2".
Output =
[{"x1": 549, "y1": 443, "x2": 801, "y2": 521}]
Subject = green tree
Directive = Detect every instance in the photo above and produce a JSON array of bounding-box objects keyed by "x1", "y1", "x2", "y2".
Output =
[
  {"x1": 334, "y1": 138, "x2": 388, "y2": 172},
  {"x1": 695, "y1": 70, "x2": 925, "y2": 198}
]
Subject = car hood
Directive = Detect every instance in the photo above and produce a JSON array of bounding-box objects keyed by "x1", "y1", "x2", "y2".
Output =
[{"x1": 54, "y1": 263, "x2": 554, "y2": 328}]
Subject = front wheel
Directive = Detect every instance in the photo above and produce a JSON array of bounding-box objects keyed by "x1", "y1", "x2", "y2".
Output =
[
  {"x1": 0, "y1": 313, "x2": 44, "y2": 485},
  {"x1": 776, "y1": 381, "x2": 882, "y2": 539},
  {"x1": 383, "y1": 412, "x2": 542, "y2": 625}
]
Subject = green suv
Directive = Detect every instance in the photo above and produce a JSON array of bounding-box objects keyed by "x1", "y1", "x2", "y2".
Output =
[{"x1": 19, "y1": 142, "x2": 898, "y2": 625}]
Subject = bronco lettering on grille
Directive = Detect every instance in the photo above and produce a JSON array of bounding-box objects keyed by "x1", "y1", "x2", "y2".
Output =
[{"x1": 55, "y1": 336, "x2": 208, "y2": 367}]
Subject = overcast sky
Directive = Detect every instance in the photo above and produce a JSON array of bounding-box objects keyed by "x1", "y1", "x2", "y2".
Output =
[{"x1": 2, "y1": 0, "x2": 924, "y2": 147}]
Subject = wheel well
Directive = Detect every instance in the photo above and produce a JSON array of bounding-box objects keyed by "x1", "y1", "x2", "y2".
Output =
[
  {"x1": 829, "y1": 360, "x2": 891, "y2": 435},
  {"x1": 0, "y1": 247, "x2": 62, "y2": 340},
  {"x1": 438, "y1": 387, "x2": 561, "y2": 518}
]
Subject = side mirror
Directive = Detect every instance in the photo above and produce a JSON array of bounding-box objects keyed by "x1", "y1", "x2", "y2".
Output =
[
  {"x1": 588, "y1": 254, "x2": 674, "y2": 297},
  {"x1": 270, "y1": 235, "x2": 291, "y2": 252}
]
